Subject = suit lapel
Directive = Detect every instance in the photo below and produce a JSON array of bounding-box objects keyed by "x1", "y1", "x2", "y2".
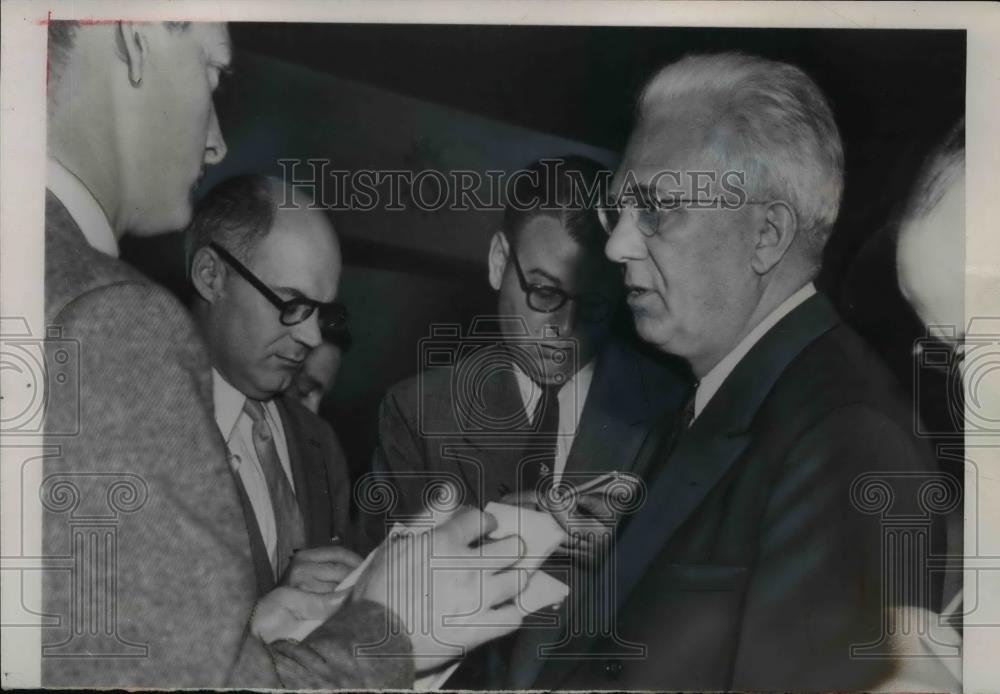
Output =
[
  {"x1": 275, "y1": 399, "x2": 331, "y2": 546},
  {"x1": 623, "y1": 294, "x2": 840, "y2": 604},
  {"x1": 228, "y1": 467, "x2": 276, "y2": 596},
  {"x1": 508, "y1": 342, "x2": 690, "y2": 689},
  {"x1": 539, "y1": 293, "x2": 842, "y2": 688},
  {"x1": 565, "y1": 339, "x2": 693, "y2": 478},
  {"x1": 451, "y1": 366, "x2": 532, "y2": 507},
  {"x1": 564, "y1": 344, "x2": 646, "y2": 477}
]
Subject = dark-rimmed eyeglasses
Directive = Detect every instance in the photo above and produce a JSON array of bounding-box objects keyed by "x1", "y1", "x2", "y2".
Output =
[
  {"x1": 507, "y1": 245, "x2": 612, "y2": 323},
  {"x1": 598, "y1": 186, "x2": 771, "y2": 238},
  {"x1": 210, "y1": 242, "x2": 349, "y2": 330}
]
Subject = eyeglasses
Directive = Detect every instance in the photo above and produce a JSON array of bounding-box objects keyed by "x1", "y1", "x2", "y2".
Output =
[
  {"x1": 507, "y1": 245, "x2": 612, "y2": 323},
  {"x1": 598, "y1": 187, "x2": 771, "y2": 238},
  {"x1": 209, "y1": 242, "x2": 349, "y2": 330}
]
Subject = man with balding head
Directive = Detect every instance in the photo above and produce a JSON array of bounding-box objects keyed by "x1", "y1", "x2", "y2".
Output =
[
  {"x1": 517, "y1": 53, "x2": 945, "y2": 691},
  {"x1": 189, "y1": 175, "x2": 359, "y2": 595}
]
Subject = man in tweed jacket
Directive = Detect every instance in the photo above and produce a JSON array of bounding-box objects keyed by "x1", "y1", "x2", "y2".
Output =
[{"x1": 42, "y1": 20, "x2": 523, "y2": 688}]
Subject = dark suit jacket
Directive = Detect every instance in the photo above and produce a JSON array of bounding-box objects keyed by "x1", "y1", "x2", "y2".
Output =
[
  {"x1": 234, "y1": 395, "x2": 355, "y2": 596},
  {"x1": 366, "y1": 334, "x2": 689, "y2": 688},
  {"x1": 515, "y1": 293, "x2": 946, "y2": 691},
  {"x1": 368, "y1": 335, "x2": 690, "y2": 536},
  {"x1": 42, "y1": 192, "x2": 413, "y2": 688}
]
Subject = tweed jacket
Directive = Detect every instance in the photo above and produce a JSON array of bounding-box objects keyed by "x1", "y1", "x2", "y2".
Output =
[{"x1": 41, "y1": 191, "x2": 413, "y2": 688}]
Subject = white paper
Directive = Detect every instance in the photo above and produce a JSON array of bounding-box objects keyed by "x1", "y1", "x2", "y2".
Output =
[{"x1": 276, "y1": 503, "x2": 569, "y2": 677}]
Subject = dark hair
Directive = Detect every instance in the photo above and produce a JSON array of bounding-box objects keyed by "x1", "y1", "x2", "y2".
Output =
[
  {"x1": 322, "y1": 326, "x2": 353, "y2": 354},
  {"x1": 503, "y1": 155, "x2": 611, "y2": 255},
  {"x1": 186, "y1": 175, "x2": 279, "y2": 270}
]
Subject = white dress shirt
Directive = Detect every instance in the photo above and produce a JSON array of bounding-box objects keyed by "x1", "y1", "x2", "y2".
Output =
[
  {"x1": 693, "y1": 283, "x2": 817, "y2": 422},
  {"x1": 512, "y1": 359, "x2": 595, "y2": 484},
  {"x1": 47, "y1": 157, "x2": 118, "y2": 257},
  {"x1": 212, "y1": 369, "x2": 296, "y2": 570}
]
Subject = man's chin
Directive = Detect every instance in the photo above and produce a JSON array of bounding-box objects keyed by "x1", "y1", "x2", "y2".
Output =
[{"x1": 128, "y1": 204, "x2": 193, "y2": 237}]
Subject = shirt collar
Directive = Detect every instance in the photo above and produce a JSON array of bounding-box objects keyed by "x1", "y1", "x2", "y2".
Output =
[
  {"x1": 694, "y1": 282, "x2": 817, "y2": 421},
  {"x1": 212, "y1": 368, "x2": 247, "y2": 443},
  {"x1": 512, "y1": 358, "x2": 596, "y2": 422},
  {"x1": 46, "y1": 157, "x2": 118, "y2": 257}
]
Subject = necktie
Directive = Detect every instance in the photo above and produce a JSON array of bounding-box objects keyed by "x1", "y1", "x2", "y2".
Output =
[
  {"x1": 243, "y1": 399, "x2": 306, "y2": 579},
  {"x1": 520, "y1": 382, "x2": 561, "y2": 494},
  {"x1": 681, "y1": 387, "x2": 697, "y2": 430},
  {"x1": 639, "y1": 385, "x2": 697, "y2": 488}
]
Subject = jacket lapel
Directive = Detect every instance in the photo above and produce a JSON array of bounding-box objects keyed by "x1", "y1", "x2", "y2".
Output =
[
  {"x1": 566, "y1": 338, "x2": 693, "y2": 478},
  {"x1": 620, "y1": 293, "x2": 841, "y2": 604},
  {"x1": 451, "y1": 365, "x2": 533, "y2": 507},
  {"x1": 229, "y1": 468, "x2": 276, "y2": 596},
  {"x1": 275, "y1": 399, "x2": 331, "y2": 546},
  {"x1": 564, "y1": 343, "x2": 647, "y2": 477},
  {"x1": 540, "y1": 293, "x2": 842, "y2": 688}
]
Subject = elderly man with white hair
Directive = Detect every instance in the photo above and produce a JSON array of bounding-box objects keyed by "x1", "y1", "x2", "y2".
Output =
[{"x1": 511, "y1": 52, "x2": 947, "y2": 691}]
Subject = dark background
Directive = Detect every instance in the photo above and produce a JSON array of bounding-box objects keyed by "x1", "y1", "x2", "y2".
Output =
[{"x1": 122, "y1": 24, "x2": 966, "y2": 483}]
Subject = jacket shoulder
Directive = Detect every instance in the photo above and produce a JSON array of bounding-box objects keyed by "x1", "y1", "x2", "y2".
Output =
[
  {"x1": 45, "y1": 192, "x2": 157, "y2": 323},
  {"x1": 758, "y1": 321, "x2": 922, "y2": 459},
  {"x1": 281, "y1": 396, "x2": 341, "y2": 447},
  {"x1": 381, "y1": 367, "x2": 452, "y2": 416}
]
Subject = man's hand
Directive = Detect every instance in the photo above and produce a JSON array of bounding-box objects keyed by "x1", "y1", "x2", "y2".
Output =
[
  {"x1": 354, "y1": 506, "x2": 527, "y2": 672},
  {"x1": 252, "y1": 585, "x2": 347, "y2": 644},
  {"x1": 553, "y1": 492, "x2": 616, "y2": 568},
  {"x1": 282, "y1": 545, "x2": 363, "y2": 594},
  {"x1": 501, "y1": 485, "x2": 620, "y2": 568}
]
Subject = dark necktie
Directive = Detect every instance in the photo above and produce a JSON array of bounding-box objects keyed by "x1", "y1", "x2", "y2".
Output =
[
  {"x1": 520, "y1": 382, "x2": 561, "y2": 495},
  {"x1": 681, "y1": 388, "x2": 697, "y2": 430},
  {"x1": 243, "y1": 399, "x2": 306, "y2": 579},
  {"x1": 639, "y1": 385, "x2": 697, "y2": 489}
]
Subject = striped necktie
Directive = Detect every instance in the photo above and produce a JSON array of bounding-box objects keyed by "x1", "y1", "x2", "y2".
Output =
[{"x1": 243, "y1": 399, "x2": 306, "y2": 579}]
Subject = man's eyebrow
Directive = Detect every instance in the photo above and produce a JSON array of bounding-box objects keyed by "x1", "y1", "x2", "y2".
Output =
[
  {"x1": 525, "y1": 267, "x2": 563, "y2": 287},
  {"x1": 273, "y1": 286, "x2": 310, "y2": 300}
]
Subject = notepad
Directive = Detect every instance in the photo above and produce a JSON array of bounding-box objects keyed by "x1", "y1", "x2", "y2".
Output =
[{"x1": 274, "y1": 502, "x2": 570, "y2": 689}]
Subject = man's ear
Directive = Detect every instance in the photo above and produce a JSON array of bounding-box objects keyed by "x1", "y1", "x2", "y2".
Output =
[
  {"x1": 115, "y1": 22, "x2": 149, "y2": 88},
  {"x1": 488, "y1": 231, "x2": 510, "y2": 291},
  {"x1": 190, "y1": 246, "x2": 227, "y2": 304},
  {"x1": 751, "y1": 200, "x2": 798, "y2": 275}
]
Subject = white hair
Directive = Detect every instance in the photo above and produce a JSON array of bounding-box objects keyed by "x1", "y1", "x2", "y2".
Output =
[{"x1": 638, "y1": 52, "x2": 844, "y2": 260}]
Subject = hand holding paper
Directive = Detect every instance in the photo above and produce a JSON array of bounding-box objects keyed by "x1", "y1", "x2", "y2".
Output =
[
  {"x1": 251, "y1": 586, "x2": 347, "y2": 644},
  {"x1": 262, "y1": 502, "x2": 570, "y2": 686}
]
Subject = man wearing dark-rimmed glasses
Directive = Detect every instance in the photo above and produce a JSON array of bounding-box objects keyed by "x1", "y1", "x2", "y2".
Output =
[{"x1": 188, "y1": 174, "x2": 363, "y2": 599}]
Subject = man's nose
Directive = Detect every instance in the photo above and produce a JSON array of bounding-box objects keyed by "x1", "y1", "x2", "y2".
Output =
[
  {"x1": 204, "y1": 108, "x2": 228, "y2": 166},
  {"x1": 546, "y1": 304, "x2": 576, "y2": 339},
  {"x1": 605, "y1": 212, "x2": 647, "y2": 264},
  {"x1": 291, "y1": 312, "x2": 323, "y2": 350}
]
